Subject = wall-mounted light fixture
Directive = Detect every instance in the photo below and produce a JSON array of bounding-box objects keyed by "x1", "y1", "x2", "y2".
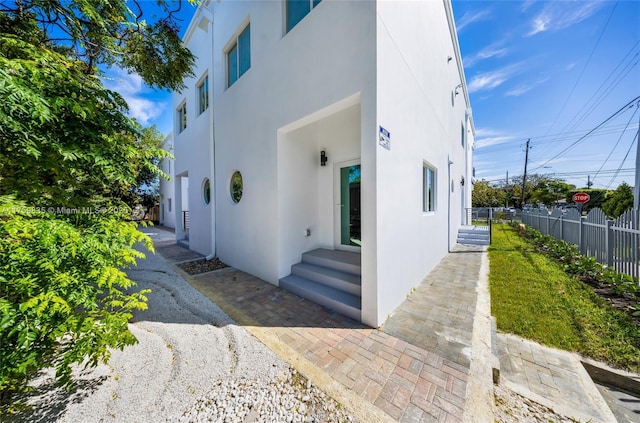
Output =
[
  {"x1": 320, "y1": 150, "x2": 327, "y2": 166},
  {"x1": 447, "y1": 56, "x2": 453, "y2": 63},
  {"x1": 461, "y1": 176, "x2": 465, "y2": 186},
  {"x1": 454, "y1": 83, "x2": 463, "y2": 96}
]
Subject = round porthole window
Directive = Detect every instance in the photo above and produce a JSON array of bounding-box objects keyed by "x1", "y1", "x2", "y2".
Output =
[
  {"x1": 230, "y1": 171, "x2": 243, "y2": 204},
  {"x1": 203, "y1": 178, "x2": 211, "y2": 205}
]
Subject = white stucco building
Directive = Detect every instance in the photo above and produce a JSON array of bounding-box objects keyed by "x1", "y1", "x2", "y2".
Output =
[
  {"x1": 172, "y1": 0, "x2": 474, "y2": 327},
  {"x1": 159, "y1": 132, "x2": 176, "y2": 229}
]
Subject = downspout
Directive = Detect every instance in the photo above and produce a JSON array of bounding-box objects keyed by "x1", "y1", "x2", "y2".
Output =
[
  {"x1": 202, "y1": 3, "x2": 217, "y2": 260},
  {"x1": 448, "y1": 156, "x2": 453, "y2": 252}
]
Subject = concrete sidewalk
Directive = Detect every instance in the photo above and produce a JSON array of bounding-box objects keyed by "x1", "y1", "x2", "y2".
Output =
[
  {"x1": 143, "y1": 226, "x2": 622, "y2": 422},
  {"x1": 498, "y1": 334, "x2": 618, "y2": 422}
]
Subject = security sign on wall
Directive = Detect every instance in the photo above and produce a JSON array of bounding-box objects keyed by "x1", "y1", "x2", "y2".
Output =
[{"x1": 379, "y1": 126, "x2": 390, "y2": 150}]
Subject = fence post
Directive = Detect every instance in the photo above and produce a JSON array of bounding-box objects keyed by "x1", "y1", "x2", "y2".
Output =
[
  {"x1": 606, "y1": 220, "x2": 613, "y2": 267},
  {"x1": 546, "y1": 213, "x2": 550, "y2": 235},
  {"x1": 560, "y1": 215, "x2": 563, "y2": 240},
  {"x1": 579, "y1": 216, "x2": 584, "y2": 255}
]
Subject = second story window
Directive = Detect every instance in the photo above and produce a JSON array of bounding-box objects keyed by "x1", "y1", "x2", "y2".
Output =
[
  {"x1": 198, "y1": 75, "x2": 209, "y2": 114},
  {"x1": 178, "y1": 102, "x2": 187, "y2": 133},
  {"x1": 227, "y1": 24, "x2": 251, "y2": 88},
  {"x1": 286, "y1": 0, "x2": 322, "y2": 33}
]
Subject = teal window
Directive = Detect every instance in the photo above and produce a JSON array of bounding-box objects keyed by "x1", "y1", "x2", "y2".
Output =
[
  {"x1": 286, "y1": 0, "x2": 322, "y2": 33},
  {"x1": 423, "y1": 163, "x2": 436, "y2": 212},
  {"x1": 198, "y1": 75, "x2": 209, "y2": 114},
  {"x1": 227, "y1": 24, "x2": 251, "y2": 87},
  {"x1": 203, "y1": 178, "x2": 211, "y2": 205},
  {"x1": 177, "y1": 102, "x2": 187, "y2": 133}
]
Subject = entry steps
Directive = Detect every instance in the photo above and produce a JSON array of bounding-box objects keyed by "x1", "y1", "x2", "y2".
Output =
[
  {"x1": 457, "y1": 225, "x2": 490, "y2": 246},
  {"x1": 279, "y1": 249, "x2": 361, "y2": 322}
]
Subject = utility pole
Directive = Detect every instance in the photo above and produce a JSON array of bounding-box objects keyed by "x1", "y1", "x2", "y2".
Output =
[
  {"x1": 635, "y1": 100, "x2": 640, "y2": 210},
  {"x1": 521, "y1": 139, "x2": 530, "y2": 209},
  {"x1": 504, "y1": 171, "x2": 509, "y2": 207},
  {"x1": 587, "y1": 175, "x2": 593, "y2": 188}
]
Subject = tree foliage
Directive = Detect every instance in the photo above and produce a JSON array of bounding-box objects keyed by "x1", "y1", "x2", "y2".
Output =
[
  {"x1": 0, "y1": 198, "x2": 151, "y2": 398},
  {"x1": 0, "y1": 13, "x2": 171, "y2": 208},
  {"x1": 472, "y1": 175, "x2": 575, "y2": 208},
  {"x1": 0, "y1": 2, "x2": 193, "y2": 405},
  {"x1": 602, "y1": 182, "x2": 634, "y2": 219}
]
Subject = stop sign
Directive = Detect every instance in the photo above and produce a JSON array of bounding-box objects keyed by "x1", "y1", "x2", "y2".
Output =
[{"x1": 572, "y1": 192, "x2": 590, "y2": 204}]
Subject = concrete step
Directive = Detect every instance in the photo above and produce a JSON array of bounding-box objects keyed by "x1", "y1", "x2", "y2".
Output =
[
  {"x1": 457, "y1": 233, "x2": 490, "y2": 240},
  {"x1": 302, "y1": 248, "x2": 361, "y2": 276},
  {"x1": 279, "y1": 275, "x2": 361, "y2": 321},
  {"x1": 457, "y1": 238, "x2": 490, "y2": 246},
  {"x1": 458, "y1": 225, "x2": 489, "y2": 233},
  {"x1": 291, "y1": 262, "x2": 361, "y2": 297}
]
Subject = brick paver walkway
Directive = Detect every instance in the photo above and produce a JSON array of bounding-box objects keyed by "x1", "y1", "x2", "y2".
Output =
[
  {"x1": 181, "y1": 258, "x2": 483, "y2": 422},
  {"x1": 381, "y1": 246, "x2": 483, "y2": 369}
]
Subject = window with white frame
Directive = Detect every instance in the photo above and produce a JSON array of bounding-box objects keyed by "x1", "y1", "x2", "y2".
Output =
[
  {"x1": 286, "y1": 0, "x2": 322, "y2": 33},
  {"x1": 423, "y1": 163, "x2": 436, "y2": 212},
  {"x1": 227, "y1": 24, "x2": 251, "y2": 87},
  {"x1": 198, "y1": 75, "x2": 209, "y2": 114},
  {"x1": 177, "y1": 102, "x2": 187, "y2": 133}
]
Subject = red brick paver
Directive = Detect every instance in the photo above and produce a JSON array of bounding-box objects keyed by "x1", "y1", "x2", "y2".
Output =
[{"x1": 187, "y1": 268, "x2": 468, "y2": 422}]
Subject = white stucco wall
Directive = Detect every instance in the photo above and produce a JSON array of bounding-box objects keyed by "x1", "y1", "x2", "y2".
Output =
[
  {"x1": 173, "y1": 14, "x2": 214, "y2": 255},
  {"x1": 159, "y1": 133, "x2": 176, "y2": 229},
  {"x1": 173, "y1": 0, "x2": 472, "y2": 327},
  {"x1": 373, "y1": 0, "x2": 471, "y2": 324},
  {"x1": 209, "y1": 0, "x2": 377, "y2": 291}
]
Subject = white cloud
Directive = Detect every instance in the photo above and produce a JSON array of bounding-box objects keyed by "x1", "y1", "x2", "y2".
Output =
[
  {"x1": 456, "y1": 9, "x2": 492, "y2": 32},
  {"x1": 475, "y1": 136, "x2": 515, "y2": 149},
  {"x1": 505, "y1": 76, "x2": 549, "y2": 97},
  {"x1": 525, "y1": 1, "x2": 605, "y2": 37},
  {"x1": 102, "y1": 68, "x2": 164, "y2": 125},
  {"x1": 468, "y1": 63, "x2": 521, "y2": 93},
  {"x1": 464, "y1": 43, "x2": 509, "y2": 68}
]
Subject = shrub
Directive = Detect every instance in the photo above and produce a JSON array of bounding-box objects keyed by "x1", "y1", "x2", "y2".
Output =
[
  {"x1": 512, "y1": 222, "x2": 640, "y2": 308},
  {"x1": 0, "y1": 197, "x2": 151, "y2": 404}
]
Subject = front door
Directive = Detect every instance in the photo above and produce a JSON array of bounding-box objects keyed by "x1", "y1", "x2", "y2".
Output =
[{"x1": 334, "y1": 160, "x2": 361, "y2": 251}]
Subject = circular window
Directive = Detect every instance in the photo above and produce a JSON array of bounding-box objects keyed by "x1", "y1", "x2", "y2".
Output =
[
  {"x1": 203, "y1": 178, "x2": 211, "y2": 205},
  {"x1": 230, "y1": 171, "x2": 243, "y2": 204}
]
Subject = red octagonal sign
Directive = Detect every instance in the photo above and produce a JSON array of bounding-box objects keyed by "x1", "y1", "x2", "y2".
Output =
[{"x1": 572, "y1": 192, "x2": 591, "y2": 204}]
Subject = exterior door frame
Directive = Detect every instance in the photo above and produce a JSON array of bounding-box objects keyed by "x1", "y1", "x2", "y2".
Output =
[{"x1": 334, "y1": 158, "x2": 361, "y2": 252}]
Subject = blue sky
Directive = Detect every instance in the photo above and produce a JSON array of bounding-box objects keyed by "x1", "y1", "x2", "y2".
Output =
[
  {"x1": 107, "y1": 1, "x2": 639, "y2": 190},
  {"x1": 453, "y1": 0, "x2": 640, "y2": 190}
]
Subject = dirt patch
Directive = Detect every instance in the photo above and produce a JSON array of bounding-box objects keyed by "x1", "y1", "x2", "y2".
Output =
[
  {"x1": 579, "y1": 277, "x2": 640, "y2": 327},
  {"x1": 178, "y1": 258, "x2": 228, "y2": 275}
]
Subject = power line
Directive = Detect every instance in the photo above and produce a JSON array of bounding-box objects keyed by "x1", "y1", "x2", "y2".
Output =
[
  {"x1": 531, "y1": 96, "x2": 640, "y2": 173},
  {"x1": 606, "y1": 130, "x2": 638, "y2": 189},
  {"x1": 535, "y1": 40, "x2": 639, "y2": 159},
  {"x1": 474, "y1": 123, "x2": 637, "y2": 154},
  {"x1": 592, "y1": 105, "x2": 639, "y2": 185},
  {"x1": 538, "y1": 1, "x2": 619, "y2": 141}
]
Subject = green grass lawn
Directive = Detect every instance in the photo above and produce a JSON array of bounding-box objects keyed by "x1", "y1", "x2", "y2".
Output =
[{"x1": 489, "y1": 223, "x2": 640, "y2": 372}]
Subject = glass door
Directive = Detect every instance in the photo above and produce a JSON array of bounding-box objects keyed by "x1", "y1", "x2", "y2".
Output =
[{"x1": 338, "y1": 163, "x2": 361, "y2": 248}]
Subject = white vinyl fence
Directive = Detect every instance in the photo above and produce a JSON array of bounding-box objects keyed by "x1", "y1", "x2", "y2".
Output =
[{"x1": 522, "y1": 207, "x2": 639, "y2": 281}]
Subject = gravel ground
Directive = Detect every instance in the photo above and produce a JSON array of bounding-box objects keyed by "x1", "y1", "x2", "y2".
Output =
[
  {"x1": 494, "y1": 384, "x2": 577, "y2": 423},
  {"x1": 178, "y1": 258, "x2": 228, "y2": 275},
  {"x1": 4, "y1": 245, "x2": 355, "y2": 423}
]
